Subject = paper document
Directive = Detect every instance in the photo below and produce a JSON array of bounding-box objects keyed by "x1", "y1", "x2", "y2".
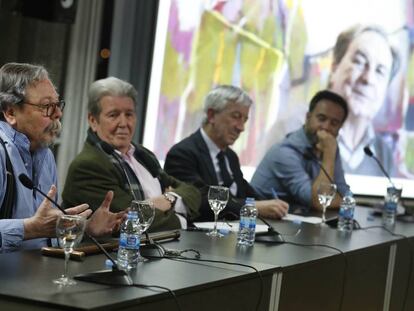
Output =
[
  {"x1": 194, "y1": 222, "x2": 269, "y2": 233},
  {"x1": 282, "y1": 214, "x2": 322, "y2": 224}
]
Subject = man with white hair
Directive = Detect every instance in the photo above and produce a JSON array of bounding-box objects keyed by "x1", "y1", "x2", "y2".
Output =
[
  {"x1": 63, "y1": 77, "x2": 200, "y2": 231},
  {"x1": 165, "y1": 85, "x2": 288, "y2": 221}
]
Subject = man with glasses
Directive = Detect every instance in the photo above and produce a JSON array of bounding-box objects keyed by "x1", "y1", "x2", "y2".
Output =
[
  {"x1": 0, "y1": 62, "x2": 123, "y2": 252},
  {"x1": 23, "y1": 99, "x2": 66, "y2": 118}
]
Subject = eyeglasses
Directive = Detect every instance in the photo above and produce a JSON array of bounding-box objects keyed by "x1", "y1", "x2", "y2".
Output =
[{"x1": 23, "y1": 100, "x2": 65, "y2": 117}]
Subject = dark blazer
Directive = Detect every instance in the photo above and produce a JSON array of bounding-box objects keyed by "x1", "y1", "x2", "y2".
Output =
[
  {"x1": 164, "y1": 129, "x2": 256, "y2": 221},
  {"x1": 62, "y1": 141, "x2": 200, "y2": 232}
]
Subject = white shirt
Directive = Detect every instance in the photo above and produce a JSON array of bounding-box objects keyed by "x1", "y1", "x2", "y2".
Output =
[
  {"x1": 116, "y1": 145, "x2": 187, "y2": 228},
  {"x1": 200, "y1": 128, "x2": 238, "y2": 196}
]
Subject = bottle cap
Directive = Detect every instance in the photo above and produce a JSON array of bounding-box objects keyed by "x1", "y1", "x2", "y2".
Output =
[
  {"x1": 105, "y1": 259, "x2": 115, "y2": 267},
  {"x1": 245, "y1": 197, "x2": 255, "y2": 204}
]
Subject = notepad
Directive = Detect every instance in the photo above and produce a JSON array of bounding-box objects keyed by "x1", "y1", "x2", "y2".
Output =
[
  {"x1": 194, "y1": 222, "x2": 269, "y2": 233},
  {"x1": 282, "y1": 214, "x2": 323, "y2": 224}
]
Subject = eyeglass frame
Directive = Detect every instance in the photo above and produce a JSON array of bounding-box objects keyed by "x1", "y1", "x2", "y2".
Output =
[{"x1": 21, "y1": 99, "x2": 66, "y2": 117}]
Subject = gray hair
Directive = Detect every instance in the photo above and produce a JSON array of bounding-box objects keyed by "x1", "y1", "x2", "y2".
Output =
[
  {"x1": 202, "y1": 85, "x2": 252, "y2": 125},
  {"x1": 332, "y1": 24, "x2": 400, "y2": 81},
  {"x1": 88, "y1": 77, "x2": 138, "y2": 117},
  {"x1": 0, "y1": 63, "x2": 50, "y2": 120}
]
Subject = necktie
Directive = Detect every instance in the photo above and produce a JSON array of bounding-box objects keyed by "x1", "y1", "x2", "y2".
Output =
[{"x1": 217, "y1": 151, "x2": 233, "y2": 187}]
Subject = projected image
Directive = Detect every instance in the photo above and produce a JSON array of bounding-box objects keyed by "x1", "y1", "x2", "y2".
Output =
[{"x1": 145, "y1": 0, "x2": 414, "y2": 196}]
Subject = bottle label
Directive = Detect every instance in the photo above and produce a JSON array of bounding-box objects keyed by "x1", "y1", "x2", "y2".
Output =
[
  {"x1": 384, "y1": 202, "x2": 397, "y2": 212},
  {"x1": 119, "y1": 233, "x2": 140, "y2": 250},
  {"x1": 248, "y1": 218, "x2": 256, "y2": 230},
  {"x1": 339, "y1": 206, "x2": 354, "y2": 219},
  {"x1": 239, "y1": 217, "x2": 248, "y2": 230}
]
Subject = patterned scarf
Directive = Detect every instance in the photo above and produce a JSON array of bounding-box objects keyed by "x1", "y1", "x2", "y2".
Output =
[{"x1": 87, "y1": 129, "x2": 145, "y2": 200}]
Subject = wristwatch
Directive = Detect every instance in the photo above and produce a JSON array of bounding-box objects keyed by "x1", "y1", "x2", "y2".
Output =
[{"x1": 163, "y1": 192, "x2": 177, "y2": 207}]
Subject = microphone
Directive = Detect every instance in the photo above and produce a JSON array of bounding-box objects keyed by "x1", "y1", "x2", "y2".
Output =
[
  {"x1": 301, "y1": 152, "x2": 361, "y2": 229},
  {"x1": 302, "y1": 150, "x2": 345, "y2": 199},
  {"x1": 303, "y1": 151, "x2": 334, "y2": 184},
  {"x1": 18, "y1": 174, "x2": 132, "y2": 285},
  {"x1": 100, "y1": 143, "x2": 139, "y2": 201},
  {"x1": 100, "y1": 142, "x2": 165, "y2": 255},
  {"x1": 301, "y1": 151, "x2": 359, "y2": 229},
  {"x1": 19, "y1": 174, "x2": 67, "y2": 213},
  {"x1": 255, "y1": 216, "x2": 285, "y2": 244},
  {"x1": 363, "y1": 145, "x2": 395, "y2": 188}
]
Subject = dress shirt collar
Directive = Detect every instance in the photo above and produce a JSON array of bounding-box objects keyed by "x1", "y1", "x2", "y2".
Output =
[
  {"x1": 284, "y1": 126, "x2": 314, "y2": 155},
  {"x1": 200, "y1": 127, "x2": 222, "y2": 157},
  {"x1": 114, "y1": 143, "x2": 135, "y2": 159},
  {"x1": 0, "y1": 121, "x2": 31, "y2": 153}
]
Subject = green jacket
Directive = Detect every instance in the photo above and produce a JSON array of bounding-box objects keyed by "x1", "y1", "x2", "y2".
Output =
[{"x1": 62, "y1": 141, "x2": 200, "y2": 232}]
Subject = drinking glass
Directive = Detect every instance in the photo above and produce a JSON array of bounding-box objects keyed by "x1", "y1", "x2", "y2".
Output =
[
  {"x1": 131, "y1": 200, "x2": 155, "y2": 262},
  {"x1": 207, "y1": 186, "x2": 229, "y2": 237},
  {"x1": 53, "y1": 214, "x2": 86, "y2": 286},
  {"x1": 317, "y1": 182, "x2": 337, "y2": 223}
]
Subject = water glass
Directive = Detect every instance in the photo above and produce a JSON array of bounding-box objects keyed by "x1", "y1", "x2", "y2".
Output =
[
  {"x1": 131, "y1": 200, "x2": 155, "y2": 261},
  {"x1": 53, "y1": 215, "x2": 86, "y2": 286},
  {"x1": 207, "y1": 186, "x2": 229, "y2": 237},
  {"x1": 317, "y1": 182, "x2": 337, "y2": 223}
]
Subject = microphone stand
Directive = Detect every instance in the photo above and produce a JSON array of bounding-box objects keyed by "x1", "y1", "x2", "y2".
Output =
[
  {"x1": 255, "y1": 216, "x2": 285, "y2": 244},
  {"x1": 303, "y1": 151, "x2": 345, "y2": 198},
  {"x1": 301, "y1": 152, "x2": 360, "y2": 229},
  {"x1": 18, "y1": 174, "x2": 132, "y2": 285},
  {"x1": 363, "y1": 146, "x2": 413, "y2": 221},
  {"x1": 363, "y1": 146, "x2": 396, "y2": 188}
]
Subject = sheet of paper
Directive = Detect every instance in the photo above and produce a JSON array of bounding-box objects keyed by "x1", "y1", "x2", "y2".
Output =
[
  {"x1": 194, "y1": 222, "x2": 269, "y2": 233},
  {"x1": 282, "y1": 214, "x2": 322, "y2": 224}
]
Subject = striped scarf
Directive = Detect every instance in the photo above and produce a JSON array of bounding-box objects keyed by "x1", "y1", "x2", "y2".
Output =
[{"x1": 87, "y1": 129, "x2": 145, "y2": 200}]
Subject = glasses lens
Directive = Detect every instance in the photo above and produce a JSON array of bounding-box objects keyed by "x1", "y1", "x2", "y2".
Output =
[{"x1": 46, "y1": 100, "x2": 65, "y2": 116}]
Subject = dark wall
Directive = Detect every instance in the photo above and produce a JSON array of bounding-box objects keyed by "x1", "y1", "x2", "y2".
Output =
[
  {"x1": 107, "y1": 0, "x2": 159, "y2": 143},
  {"x1": 0, "y1": 0, "x2": 73, "y2": 93},
  {"x1": 130, "y1": 0, "x2": 159, "y2": 143}
]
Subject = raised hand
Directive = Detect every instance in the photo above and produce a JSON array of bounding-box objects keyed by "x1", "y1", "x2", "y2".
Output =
[
  {"x1": 86, "y1": 191, "x2": 126, "y2": 236},
  {"x1": 23, "y1": 186, "x2": 59, "y2": 239}
]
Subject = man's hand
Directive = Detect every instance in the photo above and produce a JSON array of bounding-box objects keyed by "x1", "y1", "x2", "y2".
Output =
[
  {"x1": 66, "y1": 203, "x2": 91, "y2": 218},
  {"x1": 86, "y1": 191, "x2": 126, "y2": 236},
  {"x1": 150, "y1": 194, "x2": 172, "y2": 212},
  {"x1": 23, "y1": 186, "x2": 90, "y2": 240},
  {"x1": 315, "y1": 130, "x2": 337, "y2": 158},
  {"x1": 256, "y1": 199, "x2": 289, "y2": 219}
]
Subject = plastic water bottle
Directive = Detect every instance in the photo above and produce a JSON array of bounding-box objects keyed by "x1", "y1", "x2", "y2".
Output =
[
  {"x1": 117, "y1": 210, "x2": 140, "y2": 270},
  {"x1": 382, "y1": 186, "x2": 402, "y2": 227},
  {"x1": 338, "y1": 191, "x2": 356, "y2": 233},
  {"x1": 237, "y1": 197, "x2": 257, "y2": 246}
]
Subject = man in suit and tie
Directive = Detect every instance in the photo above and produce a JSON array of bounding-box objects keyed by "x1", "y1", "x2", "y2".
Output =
[{"x1": 164, "y1": 85, "x2": 288, "y2": 221}]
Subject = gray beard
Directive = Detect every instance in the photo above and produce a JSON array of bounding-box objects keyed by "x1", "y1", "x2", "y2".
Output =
[{"x1": 39, "y1": 120, "x2": 62, "y2": 148}]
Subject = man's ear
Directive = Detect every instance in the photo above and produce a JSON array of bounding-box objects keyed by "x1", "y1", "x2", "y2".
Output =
[
  {"x1": 88, "y1": 113, "x2": 98, "y2": 131},
  {"x1": 206, "y1": 108, "x2": 216, "y2": 124},
  {"x1": 3, "y1": 107, "x2": 17, "y2": 125}
]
